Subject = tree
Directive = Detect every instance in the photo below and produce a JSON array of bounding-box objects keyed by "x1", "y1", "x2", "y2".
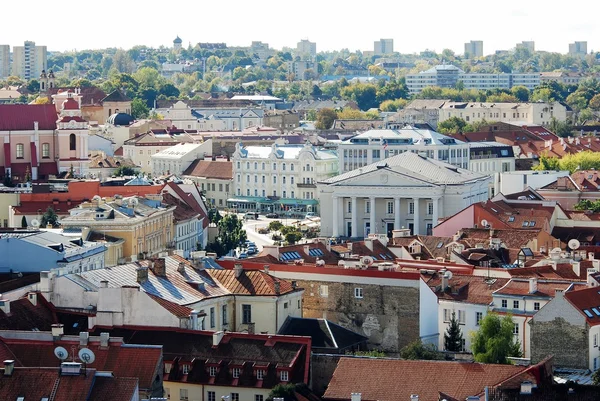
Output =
[
  {"x1": 444, "y1": 312, "x2": 464, "y2": 352},
  {"x1": 400, "y1": 339, "x2": 444, "y2": 360},
  {"x1": 267, "y1": 383, "x2": 297, "y2": 401},
  {"x1": 131, "y1": 98, "x2": 149, "y2": 119},
  {"x1": 315, "y1": 108, "x2": 337, "y2": 130},
  {"x1": 215, "y1": 214, "x2": 246, "y2": 256},
  {"x1": 268, "y1": 220, "x2": 284, "y2": 232},
  {"x1": 336, "y1": 108, "x2": 365, "y2": 120},
  {"x1": 593, "y1": 367, "x2": 600, "y2": 385},
  {"x1": 511, "y1": 85, "x2": 530, "y2": 102},
  {"x1": 41, "y1": 207, "x2": 59, "y2": 228},
  {"x1": 26, "y1": 79, "x2": 40, "y2": 93},
  {"x1": 471, "y1": 313, "x2": 522, "y2": 364},
  {"x1": 437, "y1": 116, "x2": 468, "y2": 134},
  {"x1": 21, "y1": 216, "x2": 27, "y2": 228},
  {"x1": 114, "y1": 165, "x2": 136, "y2": 176},
  {"x1": 285, "y1": 231, "x2": 303, "y2": 245},
  {"x1": 208, "y1": 208, "x2": 222, "y2": 225}
]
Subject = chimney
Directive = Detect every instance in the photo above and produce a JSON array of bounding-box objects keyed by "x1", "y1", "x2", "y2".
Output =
[
  {"x1": 594, "y1": 259, "x2": 600, "y2": 270},
  {"x1": 178, "y1": 262, "x2": 185, "y2": 274},
  {"x1": 529, "y1": 277, "x2": 538, "y2": 294},
  {"x1": 555, "y1": 288, "x2": 565, "y2": 298},
  {"x1": 274, "y1": 281, "x2": 281, "y2": 295},
  {"x1": 153, "y1": 259, "x2": 166, "y2": 277},
  {"x1": 212, "y1": 331, "x2": 224, "y2": 346},
  {"x1": 79, "y1": 332, "x2": 89, "y2": 346},
  {"x1": 549, "y1": 260, "x2": 557, "y2": 270},
  {"x1": 589, "y1": 252, "x2": 596, "y2": 261},
  {"x1": 572, "y1": 261, "x2": 581, "y2": 277},
  {"x1": 263, "y1": 265, "x2": 270, "y2": 274},
  {"x1": 137, "y1": 267, "x2": 148, "y2": 283},
  {"x1": 51, "y1": 323, "x2": 64, "y2": 339},
  {"x1": 234, "y1": 263, "x2": 243, "y2": 278},
  {"x1": 27, "y1": 292, "x2": 37, "y2": 306},
  {"x1": 191, "y1": 310, "x2": 199, "y2": 330},
  {"x1": 350, "y1": 394, "x2": 362, "y2": 401},
  {"x1": 100, "y1": 280, "x2": 108, "y2": 288},
  {"x1": 304, "y1": 244, "x2": 310, "y2": 255},
  {"x1": 3, "y1": 360, "x2": 14, "y2": 377},
  {"x1": 262, "y1": 245, "x2": 279, "y2": 260},
  {"x1": 441, "y1": 272, "x2": 450, "y2": 291},
  {"x1": 34, "y1": 121, "x2": 39, "y2": 131},
  {"x1": 0, "y1": 299, "x2": 10, "y2": 315},
  {"x1": 100, "y1": 332, "x2": 110, "y2": 347},
  {"x1": 410, "y1": 395, "x2": 419, "y2": 401},
  {"x1": 247, "y1": 322, "x2": 255, "y2": 334},
  {"x1": 520, "y1": 381, "x2": 533, "y2": 395},
  {"x1": 40, "y1": 271, "x2": 51, "y2": 294},
  {"x1": 364, "y1": 238, "x2": 373, "y2": 251}
]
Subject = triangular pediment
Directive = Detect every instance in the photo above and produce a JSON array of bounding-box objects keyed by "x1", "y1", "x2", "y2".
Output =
[{"x1": 330, "y1": 168, "x2": 438, "y2": 187}]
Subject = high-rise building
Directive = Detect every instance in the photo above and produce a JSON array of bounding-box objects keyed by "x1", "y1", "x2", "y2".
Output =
[
  {"x1": 569, "y1": 41, "x2": 587, "y2": 57},
  {"x1": 296, "y1": 39, "x2": 316, "y2": 58},
  {"x1": 516, "y1": 41, "x2": 535, "y2": 52},
  {"x1": 0, "y1": 45, "x2": 9, "y2": 79},
  {"x1": 464, "y1": 40, "x2": 483, "y2": 58},
  {"x1": 12, "y1": 41, "x2": 47, "y2": 80},
  {"x1": 374, "y1": 39, "x2": 394, "y2": 55}
]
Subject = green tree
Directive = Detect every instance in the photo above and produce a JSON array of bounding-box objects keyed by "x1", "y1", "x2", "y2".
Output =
[
  {"x1": 593, "y1": 368, "x2": 600, "y2": 385},
  {"x1": 131, "y1": 98, "x2": 149, "y2": 119},
  {"x1": 26, "y1": 79, "x2": 40, "y2": 93},
  {"x1": 400, "y1": 339, "x2": 444, "y2": 360},
  {"x1": 41, "y1": 207, "x2": 59, "y2": 228},
  {"x1": 114, "y1": 166, "x2": 136, "y2": 176},
  {"x1": 315, "y1": 108, "x2": 337, "y2": 130},
  {"x1": 437, "y1": 116, "x2": 468, "y2": 134},
  {"x1": 268, "y1": 220, "x2": 284, "y2": 232},
  {"x1": 267, "y1": 383, "x2": 297, "y2": 401},
  {"x1": 547, "y1": 117, "x2": 574, "y2": 137},
  {"x1": 285, "y1": 231, "x2": 303, "y2": 245},
  {"x1": 444, "y1": 312, "x2": 464, "y2": 352},
  {"x1": 341, "y1": 83, "x2": 378, "y2": 110},
  {"x1": 208, "y1": 208, "x2": 222, "y2": 225},
  {"x1": 216, "y1": 214, "x2": 247, "y2": 256},
  {"x1": 574, "y1": 199, "x2": 600, "y2": 213},
  {"x1": 511, "y1": 85, "x2": 530, "y2": 102},
  {"x1": 471, "y1": 313, "x2": 522, "y2": 364},
  {"x1": 21, "y1": 216, "x2": 27, "y2": 228}
]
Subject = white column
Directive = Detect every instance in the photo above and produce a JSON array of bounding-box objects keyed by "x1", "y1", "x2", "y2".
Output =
[
  {"x1": 369, "y1": 196, "x2": 376, "y2": 235},
  {"x1": 332, "y1": 196, "x2": 339, "y2": 238},
  {"x1": 394, "y1": 197, "x2": 401, "y2": 230},
  {"x1": 351, "y1": 196, "x2": 358, "y2": 238},
  {"x1": 432, "y1": 197, "x2": 440, "y2": 230},
  {"x1": 413, "y1": 197, "x2": 420, "y2": 235}
]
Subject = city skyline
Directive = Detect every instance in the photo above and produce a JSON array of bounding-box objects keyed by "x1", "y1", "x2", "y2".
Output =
[{"x1": 2, "y1": 0, "x2": 599, "y2": 56}]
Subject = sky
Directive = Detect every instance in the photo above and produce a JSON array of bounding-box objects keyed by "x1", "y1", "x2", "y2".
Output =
[{"x1": 4, "y1": 0, "x2": 600, "y2": 55}]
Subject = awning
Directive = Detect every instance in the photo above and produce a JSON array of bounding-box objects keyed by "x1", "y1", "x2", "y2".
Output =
[
  {"x1": 30, "y1": 142, "x2": 38, "y2": 166},
  {"x1": 38, "y1": 162, "x2": 58, "y2": 176},
  {"x1": 227, "y1": 198, "x2": 256, "y2": 204},
  {"x1": 279, "y1": 199, "x2": 319, "y2": 206}
]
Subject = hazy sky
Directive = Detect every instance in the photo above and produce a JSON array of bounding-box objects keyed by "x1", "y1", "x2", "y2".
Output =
[{"x1": 5, "y1": 0, "x2": 599, "y2": 55}]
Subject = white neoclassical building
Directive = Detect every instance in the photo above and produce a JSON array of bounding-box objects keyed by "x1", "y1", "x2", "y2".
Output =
[
  {"x1": 231, "y1": 143, "x2": 338, "y2": 214},
  {"x1": 317, "y1": 152, "x2": 492, "y2": 238},
  {"x1": 337, "y1": 127, "x2": 471, "y2": 174}
]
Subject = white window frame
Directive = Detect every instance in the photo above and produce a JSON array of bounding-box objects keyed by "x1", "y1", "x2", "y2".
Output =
[
  {"x1": 232, "y1": 367, "x2": 240, "y2": 378},
  {"x1": 365, "y1": 200, "x2": 371, "y2": 214},
  {"x1": 180, "y1": 388, "x2": 189, "y2": 401},
  {"x1": 182, "y1": 364, "x2": 189, "y2": 374},
  {"x1": 280, "y1": 370, "x2": 289, "y2": 382},
  {"x1": 319, "y1": 285, "x2": 329, "y2": 298},
  {"x1": 427, "y1": 202, "x2": 434, "y2": 215},
  {"x1": 257, "y1": 369, "x2": 265, "y2": 380},
  {"x1": 209, "y1": 366, "x2": 217, "y2": 377},
  {"x1": 476, "y1": 311, "x2": 483, "y2": 326},
  {"x1": 513, "y1": 323, "x2": 519, "y2": 335},
  {"x1": 208, "y1": 391, "x2": 216, "y2": 401},
  {"x1": 458, "y1": 310, "x2": 466, "y2": 324},
  {"x1": 387, "y1": 201, "x2": 394, "y2": 214},
  {"x1": 443, "y1": 308, "x2": 450, "y2": 322},
  {"x1": 409, "y1": 202, "x2": 415, "y2": 215},
  {"x1": 354, "y1": 288, "x2": 363, "y2": 299}
]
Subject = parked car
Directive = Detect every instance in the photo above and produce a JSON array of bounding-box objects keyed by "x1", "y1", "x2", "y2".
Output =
[
  {"x1": 265, "y1": 212, "x2": 279, "y2": 218},
  {"x1": 305, "y1": 212, "x2": 317, "y2": 218},
  {"x1": 247, "y1": 246, "x2": 257, "y2": 255},
  {"x1": 244, "y1": 212, "x2": 258, "y2": 220}
]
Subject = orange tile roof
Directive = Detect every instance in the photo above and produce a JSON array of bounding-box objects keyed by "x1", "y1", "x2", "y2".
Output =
[
  {"x1": 323, "y1": 358, "x2": 528, "y2": 401},
  {"x1": 565, "y1": 287, "x2": 600, "y2": 326},
  {"x1": 183, "y1": 159, "x2": 233, "y2": 180},
  {"x1": 493, "y1": 279, "x2": 582, "y2": 297},
  {"x1": 426, "y1": 273, "x2": 509, "y2": 305},
  {"x1": 207, "y1": 268, "x2": 298, "y2": 296}
]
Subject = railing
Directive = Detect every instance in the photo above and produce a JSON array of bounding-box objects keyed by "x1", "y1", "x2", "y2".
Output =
[
  {"x1": 296, "y1": 183, "x2": 316, "y2": 188},
  {"x1": 470, "y1": 154, "x2": 498, "y2": 160}
]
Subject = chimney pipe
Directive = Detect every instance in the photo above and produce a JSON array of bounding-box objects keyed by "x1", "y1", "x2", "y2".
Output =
[
  {"x1": 528, "y1": 277, "x2": 538, "y2": 294},
  {"x1": 100, "y1": 332, "x2": 110, "y2": 347},
  {"x1": 137, "y1": 267, "x2": 148, "y2": 283},
  {"x1": 100, "y1": 280, "x2": 108, "y2": 288},
  {"x1": 441, "y1": 272, "x2": 449, "y2": 291},
  {"x1": 178, "y1": 262, "x2": 185, "y2": 274},
  {"x1": 234, "y1": 263, "x2": 243, "y2": 278},
  {"x1": 191, "y1": 310, "x2": 199, "y2": 330},
  {"x1": 153, "y1": 259, "x2": 166, "y2": 277},
  {"x1": 51, "y1": 323, "x2": 64, "y2": 339},
  {"x1": 79, "y1": 332, "x2": 89, "y2": 346},
  {"x1": 213, "y1": 331, "x2": 224, "y2": 346},
  {"x1": 3, "y1": 360, "x2": 14, "y2": 377}
]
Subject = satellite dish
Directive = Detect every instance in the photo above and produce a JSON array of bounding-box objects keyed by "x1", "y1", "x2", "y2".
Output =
[
  {"x1": 480, "y1": 219, "x2": 489, "y2": 228},
  {"x1": 568, "y1": 239, "x2": 581, "y2": 250},
  {"x1": 551, "y1": 247, "x2": 562, "y2": 254},
  {"x1": 54, "y1": 346, "x2": 68, "y2": 360},
  {"x1": 31, "y1": 219, "x2": 40, "y2": 228},
  {"x1": 78, "y1": 348, "x2": 95, "y2": 364}
]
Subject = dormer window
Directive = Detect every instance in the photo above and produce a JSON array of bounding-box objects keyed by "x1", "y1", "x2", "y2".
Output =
[
  {"x1": 280, "y1": 370, "x2": 289, "y2": 382},
  {"x1": 209, "y1": 366, "x2": 217, "y2": 377},
  {"x1": 182, "y1": 364, "x2": 189, "y2": 374},
  {"x1": 256, "y1": 369, "x2": 265, "y2": 380},
  {"x1": 232, "y1": 367, "x2": 240, "y2": 378}
]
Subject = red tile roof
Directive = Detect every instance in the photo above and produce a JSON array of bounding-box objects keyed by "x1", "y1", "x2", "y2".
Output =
[
  {"x1": 493, "y1": 279, "x2": 583, "y2": 297},
  {"x1": 12, "y1": 200, "x2": 84, "y2": 215},
  {"x1": 0, "y1": 367, "x2": 94, "y2": 401},
  {"x1": 183, "y1": 159, "x2": 233, "y2": 180},
  {"x1": 0, "y1": 104, "x2": 58, "y2": 130},
  {"x1": 0, "y1": 295, "x2": 57, "y2": 330},
  {"x1": 162, "y1": 192, "x2": 202, "y2": 223},
  {"x1": 565, "y1": 287, "x2": 600, "y2": 326},
  {"x1": 0, "y1": 334, "x2": 162, "y2": 391},
  {"x1": 163, "y1": 182, "x2": 209, "y2": 227},
  {"x1": 208, "y1": 268, "x2": 298, "y2": 296},
  {"x1": 148, "y1": 294, "x2": 193, "y2": 318},
  {"x1": 87, "y1": 376, "x2": 139, "y2": 401},
  {"x1": 324, "y1": 358, "x2": 528, "y2": 401},
  {"x1": 425, "y1": 273, "x2": 509, "y2": 305}
]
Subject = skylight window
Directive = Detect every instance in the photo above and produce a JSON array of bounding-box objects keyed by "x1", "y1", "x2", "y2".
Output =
[
  {"x1": 530, "y1": 221, "x2": 536, "y2": 227},
  {"x1": 508, "y1": 216, "x2": 515, "y2": 222},
  {"x1": 584, "y1": 309, "x2": 594, "y2": 318},
  {"x1": 437, "y1": 241, "x2": 444, "y2": 248},
  {"x1": 592, "y1": 308, "x2": 600, "y2": 316},
  {"x1": 491, "y1": 208, "x2": 498, "y2": 213},
  {"x1": 522, "y1": 221, "x2": 529, "y2": 227}
]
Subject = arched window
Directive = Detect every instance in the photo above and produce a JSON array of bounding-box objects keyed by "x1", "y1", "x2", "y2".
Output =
[
  {"x1": 16, "y1": 144, "x2": 24, "y2": 159},
  {"x1": 69, "y1": 134, "x2": 76, "y2": 151}
]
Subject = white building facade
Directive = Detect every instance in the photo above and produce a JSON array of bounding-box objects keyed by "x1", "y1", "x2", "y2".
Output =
[
  {"x1": 439, "y1": 102, "x2": 568, "y2": 126},
  {"x1": 151, "y1": 140, "x2": 212, "y2": 177},
  {"x1": 318, "y1": 152, "x2": 492, "y2": 238},
  {"x1": 231, "y1": 143, "x2": 338, "y2": 214}
]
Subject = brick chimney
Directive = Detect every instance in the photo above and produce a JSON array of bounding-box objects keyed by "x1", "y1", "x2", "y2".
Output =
[
  {"x1": 274, "y1": 281, "x2": 281, "y2": 295},
  {"x1": 137, "y1": 267, "x2": 148, "y2": 283},
  {"x1": 153, "y1": 259, "x2": 166, "y2": 277},
  {"x1": 3, "y1": 360, "x2": 14, "y2": 377},
  {"x1": 178, "y1": 262, "x2": 185, "y2": 274}
]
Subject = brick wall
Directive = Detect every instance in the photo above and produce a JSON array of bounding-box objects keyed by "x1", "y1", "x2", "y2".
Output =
[
  {"x1": 298, "y1": 279, "x2": 420, "y2": 353},
  {"x1": 530, "y1": 317, "x2": 589, "y2": 369}
]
